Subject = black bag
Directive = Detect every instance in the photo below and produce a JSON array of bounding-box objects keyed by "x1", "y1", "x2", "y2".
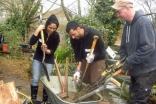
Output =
[{"x1": 0, "y1": 35, "x2": 4, "y2": 43}]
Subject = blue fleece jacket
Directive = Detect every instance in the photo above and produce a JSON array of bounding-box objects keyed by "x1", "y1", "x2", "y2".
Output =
[{"x1": 120, "y1": 10, "x2": 156, "y2": 77}]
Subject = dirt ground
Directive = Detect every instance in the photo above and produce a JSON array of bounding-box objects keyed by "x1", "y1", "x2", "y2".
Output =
[
  {"x1": 0, "y1": 55, "x2": 124, "y2": 104},
  {"x1": 0, "y1": 55, "x2": 32, "y2": 80}
]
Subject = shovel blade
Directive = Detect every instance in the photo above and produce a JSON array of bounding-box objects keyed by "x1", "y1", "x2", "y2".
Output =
[{"x1": 42, "y1": 62, "x2": 50, "y2": 81}]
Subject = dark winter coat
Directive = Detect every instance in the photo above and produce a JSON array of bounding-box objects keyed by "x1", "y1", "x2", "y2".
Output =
[
  {"x1": 70, "y1": 26, "x2": 106, "y2": 62},
  {"x1": 30, "y1": 30, "x2": 60, "y2": 64},
  {"x1": 120, "y1": 10, "x2": 156, "y2": 76}
]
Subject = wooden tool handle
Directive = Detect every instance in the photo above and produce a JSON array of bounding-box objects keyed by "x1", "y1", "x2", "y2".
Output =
[
  {"x1": 82, "y1": 35, "x2": 99, "y2": 80},
  {"x1": 65, "y1": 58, "x2": 69, "y2": 83},
  {"x1": 90, "y1": 35, "x2": 99, "y2": 55},
  {"x1": 113, "y1": 69, "x2": 122, "y2": 76},
  {"x1": 110, "y1": 78, "x2": 121, "y2": 87},
  {"x1": 41, "y1": 30, "x2": 44, "y2": 44},
  {"x1": 54, "y1": 59, "x2": 65, "y2": 93},
  {"x1": 65, "y1": 57, "x2": 69, "y2": 95}
]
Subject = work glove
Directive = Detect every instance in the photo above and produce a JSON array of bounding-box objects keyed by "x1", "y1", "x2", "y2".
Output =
[
  {"x1": 73, "y1": 70, "x2": 82, "y2": 85},
  {"x1": 122, "y1": 61, "x2": 131, "y2": 73},
  {"x1": 86, "y1": 53, "x2": 95, "y2": 63}
]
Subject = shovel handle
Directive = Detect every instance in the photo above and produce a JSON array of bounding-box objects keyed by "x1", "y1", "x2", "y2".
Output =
[
  {"x1": 82, "y1": 35, "x2": 99, "y2": 79},
  {"x1": 113, "y1": 69, "x2": 122, "y2": 76},
  {"x1": 90, "y1": 35, "x2": 99, "y2": 55},
  {"x1": 40, "y1": 30, "x2": 50, "y2": 81},
  {"x1": 65, "y1": 57, "x2": 69, "y2": 96},
  {"x1": 110, "y1": 78, "x2": 121, "y2": 87},
  {"x1": 54, "y1": 59, "x2": 65, "y2": 93},
  {"x1": 41, "y1": 30, "x2": 44, "y2": 44},
  {"x1": 108, "y1": 69, "x2": 122, "y2": 87}
]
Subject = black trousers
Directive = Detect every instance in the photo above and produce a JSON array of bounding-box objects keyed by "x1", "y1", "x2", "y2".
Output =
[{"x1": 129, "y1": 69, "x2": 156, "y2": 104}]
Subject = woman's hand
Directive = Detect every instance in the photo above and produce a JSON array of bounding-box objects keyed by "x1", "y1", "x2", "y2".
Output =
[
  {"x1": 41, "y1": 43, "x2": 48, "y2": 51},
  {"x1": 41, "y1": 44, "x2": 51, "y2": 54},
  {"x1": 34, "y1": 25, "x2": 45, "y2": 36}
]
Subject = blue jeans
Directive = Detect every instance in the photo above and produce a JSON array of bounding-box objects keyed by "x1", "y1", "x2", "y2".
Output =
[{"x1": 31, "y1": 59, "x2": 53, "y2": 86}]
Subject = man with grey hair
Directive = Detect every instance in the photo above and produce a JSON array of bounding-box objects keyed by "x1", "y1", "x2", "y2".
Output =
[{"x1": 111, "y1": 0, "x2": 156, "y2": 104}]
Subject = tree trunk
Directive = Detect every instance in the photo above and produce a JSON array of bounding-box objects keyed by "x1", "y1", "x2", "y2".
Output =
[
  {"x1": 0, "y1": 81, "x2": 21, "y2": 104},
  {"x1": 61, "y1": 0, "x2": 70, "y2": 21},
  {"x1": 78, "y1": 0, "x2": 81, "y2": 16}
]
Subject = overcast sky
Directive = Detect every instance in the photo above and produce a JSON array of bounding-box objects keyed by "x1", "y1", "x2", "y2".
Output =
[
  {"x1": 41, "y1": 0, "x2": 89, "y2": 15},
  {"x1": 41, "y1": 0, "x2": 144, "y2": 15}
]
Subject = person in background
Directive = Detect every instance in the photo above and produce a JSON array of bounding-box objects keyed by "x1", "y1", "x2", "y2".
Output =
[
  {"x1": 111, "y1": 0, "x2": 156, "y2": 103},
  {"x1": 29, "y1": 14, "x2": 60, "y2": 104},
  {"x1": 66, "y1": 21, "x2": 106, "y2": 85},
  {"x1": 0, "y1": 34, "x2": 4, "y2": 44}
]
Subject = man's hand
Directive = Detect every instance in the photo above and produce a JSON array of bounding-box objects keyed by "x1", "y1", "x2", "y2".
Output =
[
  {"x1": 73, "y1": 70, "x2": 82, "y2": 85},
  {"x1": 86, "y1": 53, "x2": 95, "y2": 63},
  {"x1": 122, "y1": 61, "x2": 131, "y2": 71}
]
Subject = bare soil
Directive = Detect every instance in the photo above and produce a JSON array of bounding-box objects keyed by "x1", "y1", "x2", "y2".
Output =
[{"x1": 0, "y1": 55, "x2": 32, "y2": 80}]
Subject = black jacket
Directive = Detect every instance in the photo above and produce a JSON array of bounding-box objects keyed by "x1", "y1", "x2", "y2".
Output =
[
  {"x1": 120, "y1": 10, "x2": 156, "y2": 76},
  {"x1": 30, "y1": 30, "x2": 60, "y2": 64},
  {"x1": 70, "y1": 26, "x2": 106, "y2": 62}
]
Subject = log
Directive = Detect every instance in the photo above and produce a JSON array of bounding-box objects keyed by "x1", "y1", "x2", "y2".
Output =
[{"x1": 0, "y1": 81, "x2": 20, "y2": 104}]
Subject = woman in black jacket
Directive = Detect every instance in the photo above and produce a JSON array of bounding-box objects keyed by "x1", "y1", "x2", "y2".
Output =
[{"x1": 29, "y1": 14, "x2": 60, "y2": 103}]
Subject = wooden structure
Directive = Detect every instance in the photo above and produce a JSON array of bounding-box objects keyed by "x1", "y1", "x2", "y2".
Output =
[{"x1": 0, "y1": 81, "x2": 21, "y2": 104}]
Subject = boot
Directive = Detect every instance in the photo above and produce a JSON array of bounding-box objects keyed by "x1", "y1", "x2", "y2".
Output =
[
  {"x1": 42, "y1": 88, "x2": 50, "y2": 103},
  {"x1": 31, "y1": 85, "x2": 38, "y2": 102}
]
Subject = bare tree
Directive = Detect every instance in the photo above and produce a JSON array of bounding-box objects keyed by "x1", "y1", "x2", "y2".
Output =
[
  {"x1": 78, "y1": 0, "x2": 81, "y2": 16},
  {"x1": 0, "y1": 0, "x2": 58, "y2": 24},
  {"x1": 134, "y1": 0, "x2": 156, "y2": 27},
  {"x1": 61, "y1": 0, "x2": 70, "y2": 21},
  {"x1": 0, "y1": 0, "x2": 58, "y2": 43},
  {"x1": 86, "y1": 0, "x2": 97, "y2": 7}
]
